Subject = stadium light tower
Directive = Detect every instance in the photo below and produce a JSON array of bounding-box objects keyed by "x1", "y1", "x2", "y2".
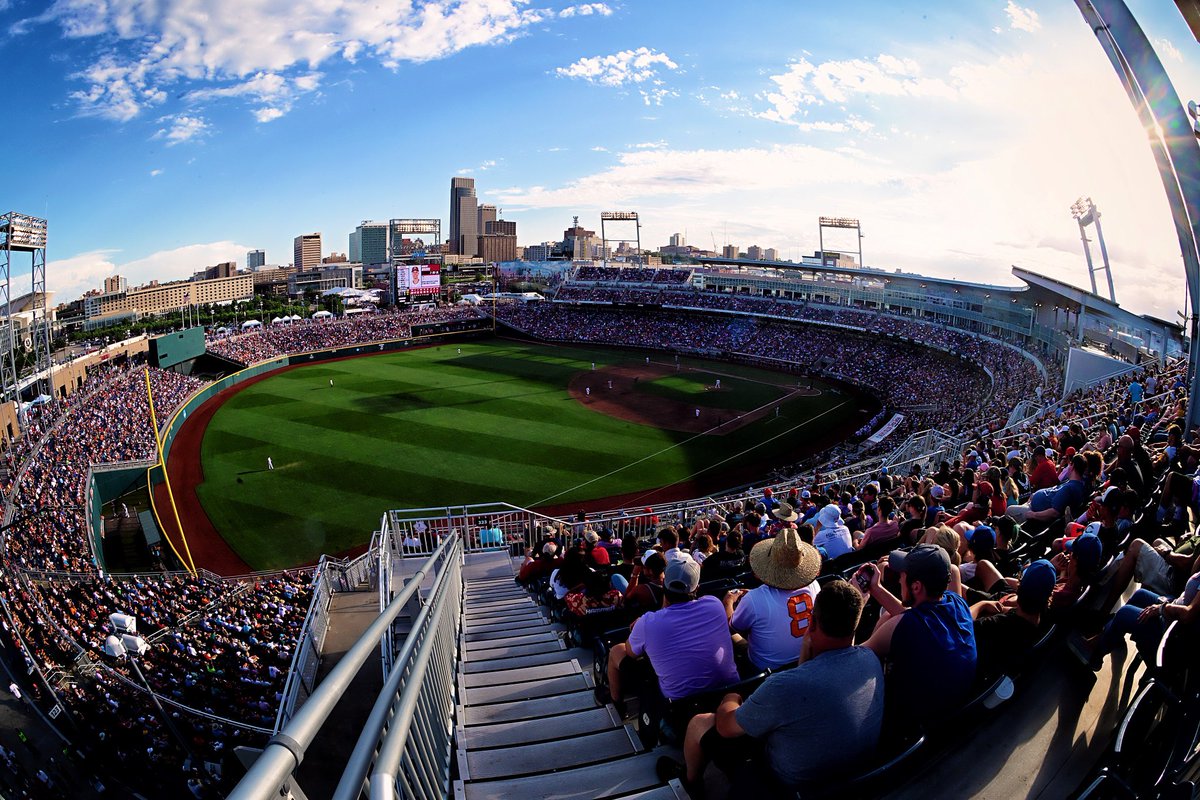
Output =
[
  {"x1": 1074, "y1": 0, "x2": 1200, "y2": 432},
  {"x1": 600, "y1": 211, "x2": 641, "y2": 264},
  {"x1": 817, "y1": 216, "x2": 863, "y2": 268},
  {"x1": 0, "y1": 212, "x2": 53, "y2": 404},
  {"x1": 1070, "y1": 197, "x2": 1116, "y2": 303}
]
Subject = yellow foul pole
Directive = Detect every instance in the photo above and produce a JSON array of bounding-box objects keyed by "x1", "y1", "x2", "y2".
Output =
[{"x1": 144, "y1": 368, "x2": 197, "y2": 575}]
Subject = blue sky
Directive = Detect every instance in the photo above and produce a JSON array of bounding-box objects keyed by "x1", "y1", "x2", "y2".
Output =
[{"x1": 1, "y1": 0, "x2": 1197, "y2": 318}]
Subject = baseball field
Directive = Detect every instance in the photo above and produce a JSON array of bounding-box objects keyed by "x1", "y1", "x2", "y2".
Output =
[{"x1": 185, "y1": 339, "x2": 871, "y2": 570}]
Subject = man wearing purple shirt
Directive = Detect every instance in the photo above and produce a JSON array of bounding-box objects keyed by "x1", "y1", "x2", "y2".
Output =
[{"x1": 602, "y1": 555, "x2": 739, "y2": 711}]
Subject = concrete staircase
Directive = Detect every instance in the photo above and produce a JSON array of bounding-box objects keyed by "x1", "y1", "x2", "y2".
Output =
[{"x1": 452, "y1": 569, "x2": 690, "y2": 800}]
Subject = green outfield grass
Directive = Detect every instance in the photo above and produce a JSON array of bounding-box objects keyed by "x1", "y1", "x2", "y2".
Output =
[{"x1": 196, "y1": 340, "x2": 868, "y2": 569}]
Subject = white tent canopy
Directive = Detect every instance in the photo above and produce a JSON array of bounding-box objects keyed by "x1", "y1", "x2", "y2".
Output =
[
  {"x1": 312, "y1": 310, "x2": 334, "y2": 319},
  {"x1": 290, "y1": 314, "x2": 303, "y2": 321},
  {"x1": 242, "y1": 319, "x2": 262, "y2": 329}
]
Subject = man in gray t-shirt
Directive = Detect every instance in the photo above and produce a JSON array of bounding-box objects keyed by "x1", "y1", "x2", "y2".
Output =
[{"x1": 657, "y1": 580, "x2": 884, "y2": 792}]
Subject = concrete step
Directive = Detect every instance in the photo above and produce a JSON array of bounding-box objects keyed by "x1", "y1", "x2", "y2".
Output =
[
  {"x1": 463, "y1": 617, "x2": 546, "y2": 636},
  {"x1": 458, "y1": 706, "x2": 622, "y2": 750},
  {"x1": 462, "y1": 639, "x2": 564, "y2": 660},
  {"x1": 462, "y1": 631, "x2": 560, "y2": 652},
  {"x1": 462, "y1": 660, "x2": 579, "y2": 688},
  {"x1": 464, "y1": 604, "x2": 539, "y2": 621},
  {"x1": 461, "y1": 726, "x2": 639, "y2": 781},
  {"x1": 455, "y1": 751, "x2": 666, "y2": 800},
  {"x1": 462, "y1": 671, "x2": 590, "y2": 706},
  {"x1": 460, "y1": 689, "x2": 599, "y2": 726},
  {"x1": 464, "y1": 625, "x2": 557, "y2": 644}
]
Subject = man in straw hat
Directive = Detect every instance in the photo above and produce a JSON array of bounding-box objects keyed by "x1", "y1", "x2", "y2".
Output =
[{"x1": 724, "y1": 512, "x2": 823, "y2": 672}]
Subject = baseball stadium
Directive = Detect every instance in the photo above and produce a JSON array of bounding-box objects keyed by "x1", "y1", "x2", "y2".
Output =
[{"x1": 0, "y1": 4, "x2": 1198, "y2": 800}]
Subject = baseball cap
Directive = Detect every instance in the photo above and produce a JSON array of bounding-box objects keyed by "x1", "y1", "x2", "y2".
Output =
[
  {"x1": 965, "y1": 525, "x2": 995, "y2": 548},
  {"x1": 663, "y1": 555, "x2": 701, "y2": 594},
  {"x1": 583, "y1": 530, "x2": 599, "y2": 544},
  {"x1": 1065, "y1": 532, "x2": 1103, "y2": 573},
  {"x1": 1017, "y1": 559, "x2": 1057, "y2": 606},
  {"x1": 888, "y1": 544, "x2": 951, "y2": 594},
  {"x1": 930, "y1": 485, "x2": 945, "y2": 499}
]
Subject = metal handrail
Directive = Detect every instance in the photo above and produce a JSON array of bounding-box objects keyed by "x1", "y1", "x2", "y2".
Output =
[
  {"x1": 367, "y1": 544, "x2": 461, "y2": 800},
  {"x1": 227, "y1": 533, "x2": 460, "y2": 800},
  {"x1": 334, "y1": 533, "x2": 462, "y2": 800}
]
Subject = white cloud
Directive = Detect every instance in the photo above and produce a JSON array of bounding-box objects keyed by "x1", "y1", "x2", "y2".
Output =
[
  {"x1": 500, "y1": 32, "x2": 1187, "y2": 319},
  {"x1": 1155, "y1": 37, "x2": 1183, "y2": 63},
  {"x1": 591, "y1": 145, "x2": 609, "y2": 152},
  {"x1": 559, "y1": 4, "x2": 612, "y2": 17},
  {"x1": 757, "y1": 54, "x2": 959, "y2": 127},
  {"x1": 632, "y1": 140, "x2": 667, "y2": 149},
  {"x1": 49, "y1": 241, "x2": 254, "y2": 302},
  {"x1": 153, "y1": 114, "x2": 210, "y2": 145},
  {"x1": 253, "y1": 106, "x2": 286, "y2": 123},
  {"x1": 556, "y1": 46, "x2": 678, "y2": 87},
  {"x1": 36, "y1": 0, "x2": 551, "y2": 122},
  {"x1": 149, "y1": 168, "x2": 162, "y2": 177},
  {"x1": 1004, "y1": 1, "x2": 1041, "y2": 33}
]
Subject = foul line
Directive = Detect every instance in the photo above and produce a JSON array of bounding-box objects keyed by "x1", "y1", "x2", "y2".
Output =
[{"x1": 529, "y1": 395, "x2": 849, "y2": 509}]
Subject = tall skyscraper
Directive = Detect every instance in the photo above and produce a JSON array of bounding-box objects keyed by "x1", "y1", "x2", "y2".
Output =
[
  {"x1": 669, "y1": 233, "x2": 686, "y2": 248},
  {"x1": 294, "y1": 233, "x2": 322, "y2": 270},
  {"x1": 247, "y1": 249, "x2": 266, "y2": 269},
  {"x1": 449, "y1": 177, "x2": 478, "y2": 257},
  {"x1": 348, "y1": 230, "x2": 361, "y2": 264}
]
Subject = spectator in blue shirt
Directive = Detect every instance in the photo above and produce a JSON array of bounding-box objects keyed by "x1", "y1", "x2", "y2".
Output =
[{"x1": 1004, "y1": 454, "x2": 1089, "y2": 525}]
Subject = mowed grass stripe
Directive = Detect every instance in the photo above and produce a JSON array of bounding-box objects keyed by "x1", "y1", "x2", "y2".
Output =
[{"x1": 196, "y1": 341, "x2": 867, "y2": 570}]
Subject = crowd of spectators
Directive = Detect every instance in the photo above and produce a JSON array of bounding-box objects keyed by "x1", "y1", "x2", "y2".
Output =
[
  {"x1": 0, "y1": 354, "x2": 316, "y2": 796},
  {"x1": 207, "y1": 305, "x2": 487, "y2": 365},
  {"x1": 571, "y1": 266, "x2": 693, "y2": 285},
  {"x1": 512, "y1": 354, "x2": 1189, "y2": 796}
]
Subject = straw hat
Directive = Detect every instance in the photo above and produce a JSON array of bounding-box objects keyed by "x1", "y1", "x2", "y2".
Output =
[
  {"x1": 772, "y1": 502, "x2": 799, "y2": 523},
  {"x1": 749, "y1": 528, "x2": 821, "y2": 591}
]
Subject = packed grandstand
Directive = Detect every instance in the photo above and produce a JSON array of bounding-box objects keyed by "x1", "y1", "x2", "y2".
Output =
[{"x1": 0, "y1": 280, "x2": 1193, "y2": 798}]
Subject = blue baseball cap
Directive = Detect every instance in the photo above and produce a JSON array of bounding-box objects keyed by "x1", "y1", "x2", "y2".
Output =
[
  {"x1": 965, "y1": 525, "x2": 995, "y2": 548},
  {"x1": 1017, "y1": 559, "x2": 1057, "y2": 606},
  {"x1": 1065, "y1": 532, "x2": 1103, "y2": 573}
]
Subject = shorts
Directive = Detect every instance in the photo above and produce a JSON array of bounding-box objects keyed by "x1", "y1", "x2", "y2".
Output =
[
  {"x1": 1134, "y1": 545, "x2": 1176, "y2": 596},
  {"x1": 700, "y1": 724, "x2": 764, "y2": 773}
]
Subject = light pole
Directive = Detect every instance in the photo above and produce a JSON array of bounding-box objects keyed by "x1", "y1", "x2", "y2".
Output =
[{"x1": 103, "y1": 614, "x2": 198, "y2": 765}]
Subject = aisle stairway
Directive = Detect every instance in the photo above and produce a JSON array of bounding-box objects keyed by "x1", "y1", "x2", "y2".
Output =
[{"x1": 452, "y1": 571, "x2": 691, "y2": 800}]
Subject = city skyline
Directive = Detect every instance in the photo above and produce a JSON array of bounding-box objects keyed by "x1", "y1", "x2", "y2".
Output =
[{"x1": 1, "y1": 1, "x2": 1196, "y2": 317}]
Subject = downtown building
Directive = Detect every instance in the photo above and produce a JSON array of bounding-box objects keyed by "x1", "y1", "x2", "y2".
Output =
[
  {"x1": 449, "y1": 177, "x2": 478, "y2": 257},
  {"x1": 294, "y1": 233, "x2": 322, "y2": 270}
]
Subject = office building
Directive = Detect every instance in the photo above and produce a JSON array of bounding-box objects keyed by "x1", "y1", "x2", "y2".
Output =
[
  {"x1": 84, "y1": 273, "x2": 253, "y2": 321},
  {"x1": 764, "y1": 248, "x2": 780, "y2": 261},
  {"x1": 323, "y1": 253, "x2": 348, "y2": 264},
  {"x1": 478, "y1": 204, "x2": 497, "y2": 234},
  {"x1": 669, "y1": 233, "x2": 686, "y2": 248},
  {"x1": 288, "y1": 265, "x2": 363, "y2": 297},
  {"x1": 253, "y1": 266, "x2": 295, "y2": 297},
  {"x1": 485, "y1": 219, "x2": 516, "y2": 236},
  {"x1": 103, "y1": 275, "x2": 127, "y2": 294},
  {"x1": 350, "y1": 221, "x2": 390, "y2": 266},
  {"x1": 722, "y1": 244, "x2": 740, "y2": 259},
  {"x1": 294, "y1": 233, "x2": 322, "y2": 271},
  {"x1": 523, "y1": 243, "x2": 554, "y2": 261},
  {"x1": 449, "y1": 177, "x2": 478, "y2": 257},
  {"x1": 247, "y1": 249, "x2": 266, "y2": 269},
  {"x1": 204, "y1": 261, "x2": 236, "y2": 279},
  {"x1": 746, "y1": 245, "x2": 764, "y2": 261}
]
